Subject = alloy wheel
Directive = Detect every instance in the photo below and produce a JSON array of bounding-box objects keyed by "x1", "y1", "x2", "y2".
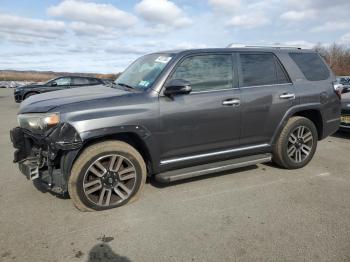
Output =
[
  {"x1": 83, "y1": 154, "x2": 137, "y2": 207},
  {"x1": 287, "y1": 125, "x2": 314, "y2": 163}
]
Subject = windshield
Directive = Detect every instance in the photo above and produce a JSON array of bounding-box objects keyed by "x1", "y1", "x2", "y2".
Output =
[{"x1": 115, "y1": 53, "x2": 173, "y2": 90}]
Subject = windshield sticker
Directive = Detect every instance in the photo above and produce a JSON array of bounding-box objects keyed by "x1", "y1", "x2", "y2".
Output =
[
  {"x1": 155, "y1": 56, "x2": 172, "y2": 64},
  {"x1": 139, "y1": 80, "x2": 150, "y2": 87}
]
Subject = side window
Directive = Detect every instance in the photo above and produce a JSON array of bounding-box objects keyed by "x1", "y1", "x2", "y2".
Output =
[
  {"x1": 72, "y1": 77, "x2": 89, "y2": 85},
  {"x1": 55, "y1": 77, "x2": 71, "y2": 86},
  {"x1": 88, "y1": 78, "x2": 101, "y2": 85},
  {"x1": 275, "y1": 59, "x2": 290, "y2": 84},
  {"x1": 240, "y1": 53, "x2": 286, "y2": 87},
  {"x1": 169, "y1": 54, "x2": 233, "y2": 92},
  {"x1": 289, "y1": 53, "x2": 330, "y2": 81}
]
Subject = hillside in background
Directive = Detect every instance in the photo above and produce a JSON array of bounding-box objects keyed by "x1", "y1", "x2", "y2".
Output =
[
  {"x1": 0, "y1": 70, "x2": 119, "y2": 82},
  {"x1": 1, "y1": 44, "x2": 349, "y2": 82}
]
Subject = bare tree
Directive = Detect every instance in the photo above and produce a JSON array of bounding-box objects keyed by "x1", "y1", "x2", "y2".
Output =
[{"x1": 314, "y1": 43, "x2": 350, "y2": 76}]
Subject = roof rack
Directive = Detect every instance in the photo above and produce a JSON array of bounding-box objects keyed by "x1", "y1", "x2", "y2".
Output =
[{"x1": 227, "y1": 43, "x2": 302, "y2": 50}]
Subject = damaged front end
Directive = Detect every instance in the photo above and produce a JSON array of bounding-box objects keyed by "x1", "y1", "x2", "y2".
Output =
[{"x1": 10, "y1": 121, "x2": 82, "y2": 195}]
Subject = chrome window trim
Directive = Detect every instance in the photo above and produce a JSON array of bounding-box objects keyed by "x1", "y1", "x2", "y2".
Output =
[
  {"x1": 190, "y1": 88, "x2": 238, "y2": 94},
  {"x1": 160, "y1": 143, "x2": 270, "y2": 165},
  {"x1": 189, "y1": 83, "x2": 293, "y2": 94},
  {"x1": 240, "y1": 83, "x2": 293, "y2": 89}
]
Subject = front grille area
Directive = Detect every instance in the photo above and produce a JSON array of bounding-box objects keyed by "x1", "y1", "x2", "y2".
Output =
[{"x1": 341, "y1": 114, "x2": 350, "y2": 126}]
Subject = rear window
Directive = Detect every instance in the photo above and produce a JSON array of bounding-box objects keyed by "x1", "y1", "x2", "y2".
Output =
[
  {"x1": 72, "y1": 77, "x2": 89, "y2": 85},
  {"x1": 239, "y1": 53, "x2": 290, "y2": 87},
  {"x1": 289, "y1": 53, "x2": 329, "y2": 81},
  {"x1": 88, "y1": 78, "x2": 101, "y2": 85}
]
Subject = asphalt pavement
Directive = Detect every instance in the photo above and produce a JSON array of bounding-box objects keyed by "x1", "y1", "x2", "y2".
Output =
[{"x1": 0, "y1": 88, "x2": 349, "y2": 262}]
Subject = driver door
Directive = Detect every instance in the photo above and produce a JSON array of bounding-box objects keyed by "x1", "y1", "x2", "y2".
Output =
[{"x1": 159, "y1": 53, "x2": 241, "y2": 167}]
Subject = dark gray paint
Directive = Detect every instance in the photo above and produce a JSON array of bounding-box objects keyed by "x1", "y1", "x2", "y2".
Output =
[{"x1": 17, "y1": 48, "x2": 341, "y2": 175}]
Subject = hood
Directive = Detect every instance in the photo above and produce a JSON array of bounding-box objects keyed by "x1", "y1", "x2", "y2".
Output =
[{"x1": 19, "y1": 85, "x2": 130, "y2": 114}]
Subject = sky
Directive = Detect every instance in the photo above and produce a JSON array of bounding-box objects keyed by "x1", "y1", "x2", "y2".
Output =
[{"x1": 0, "y1": 0, "x2": 350, "y2": 73}]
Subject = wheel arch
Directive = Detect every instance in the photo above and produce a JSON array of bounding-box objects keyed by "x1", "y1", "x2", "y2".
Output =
[
  {"x1": 24, "y1": 91, "x2": 40, "y2": 99},
  {"x1": 62, "y1": 130, "x2": 157, "y2": 182},
  {"x1": 271, "y1": 104, "x2": 324, "y2": 145},
  {"x1": 292, "y1": 109, "x2": 323, "y2": 140}
]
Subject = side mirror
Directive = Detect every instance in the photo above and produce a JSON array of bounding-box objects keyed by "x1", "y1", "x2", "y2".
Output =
[
  {"x1": 50, "y1": 81, "x2": 57, "y2": 87},
  {"x1": 164, "y1": 79, "x2": 192, "y2": 96}
]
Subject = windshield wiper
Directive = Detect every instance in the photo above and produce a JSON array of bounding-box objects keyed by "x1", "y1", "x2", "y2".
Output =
[{"x1": 116, "y1": 82, "x2": 135, "y2": 90}]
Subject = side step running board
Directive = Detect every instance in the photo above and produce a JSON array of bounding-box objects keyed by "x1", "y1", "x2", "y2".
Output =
[{"x1": 155, "y1": 153, "x2": 272, "y2": 183}]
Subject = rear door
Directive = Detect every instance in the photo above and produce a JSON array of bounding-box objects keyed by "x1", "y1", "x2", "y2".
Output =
[
  {"x1": 159, "y1": 53, "x2": 241, "y2": 164},
  {"x1": 238, "y1": 52, "x2": 296, "y2": 146}
]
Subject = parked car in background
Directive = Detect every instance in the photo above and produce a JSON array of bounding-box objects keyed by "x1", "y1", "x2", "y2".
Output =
[
  {"x1": 10, "y1": 46, "x2": 341, "y2": 211},
  {"x1": 100, "y1": 78, "x2": 115, "y2": 87},
  {"x1": 337, "y1": 76, "x2": 350, "y2": 87},
  {"x1": 340, "y1": 87, "x2": 350, "y2": 131},
  {"x1": 13, "y1": 76, "x2": 106, "y2": 102}
]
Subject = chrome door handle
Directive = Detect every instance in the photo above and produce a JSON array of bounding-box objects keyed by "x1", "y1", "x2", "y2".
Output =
[
  {"x1": 222, "y1": 99, "x2": 240, "y2": 106},
  {"x1": 279, "y1": 93, "x2": 295, "y2": 99}
]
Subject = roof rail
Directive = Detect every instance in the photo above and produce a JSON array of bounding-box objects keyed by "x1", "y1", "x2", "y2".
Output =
[{"x1": 227, "y1": 43, "x2": 302, "y2": 50}]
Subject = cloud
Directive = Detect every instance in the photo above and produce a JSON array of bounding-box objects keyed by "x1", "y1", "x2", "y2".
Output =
[
  {"x1": 208, "y1": 0, "x2": 241, "y2": 13},
  {"x1": 280, "y1": 9, "x2": 316, "y2": 22},
  {"x1": 312, "y1": 21, "x2": 350, "y2": 32},
  {"x1": 282, "y1": 40, "x2": 315, "y2": 49},
  {"x1": 0, "y1": 13, "x2": 66, "y2": 43},
  {"x1": 226, "y1": 14, "x2": 270, "y2": 28},
  {"x1": 47, "y1": 0, "x2": 137, "y2": 28},
  {"x1": 69, "y1": 22, "x2": 113, "y2": 37},
  {"x1": 135, "y1": 0, "x2": 192, "y2": 28},
  {"x1": 339, "y1": 33, "x2": 350, "y2": 44}
]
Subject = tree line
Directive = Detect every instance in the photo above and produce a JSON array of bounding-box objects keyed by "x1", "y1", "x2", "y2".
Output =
[{"x1": 314, "y1": 43, "x2": 350, "y2": 76}]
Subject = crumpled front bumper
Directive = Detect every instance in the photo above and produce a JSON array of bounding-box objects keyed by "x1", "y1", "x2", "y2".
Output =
[
  {"x1": 10, "y1": 123, "x2": 83, "y2": 192},
  {"x1": 10, "y1": 123, "x2": 82, "y2": 163}
]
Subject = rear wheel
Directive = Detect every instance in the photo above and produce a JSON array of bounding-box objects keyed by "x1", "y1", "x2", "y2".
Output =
[
  {"x1": 273, "y1": 116, "x2": 318, "y2": 169},
  {"x1": 68, "y1": 141, "x2": 146, "y2": 211}
]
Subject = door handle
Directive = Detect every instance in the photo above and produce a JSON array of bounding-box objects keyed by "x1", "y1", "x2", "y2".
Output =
[
  {"x1": 279, "y1": 93, "x2": 295, "y2": 99},
  {"x1": 222, "y1": 99, "x2": 240, "y2": 106}
]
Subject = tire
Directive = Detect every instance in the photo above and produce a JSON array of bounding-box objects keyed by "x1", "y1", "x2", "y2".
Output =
[
  {"x1": 24, "y1": 92, "x2": 37, "y2": 100},
  {"x1": 273, "y1": 116, "x2": 318, "y2": 169},
  {"x1": 68, "y1": 141, "x2": 147, "y2": 211}
]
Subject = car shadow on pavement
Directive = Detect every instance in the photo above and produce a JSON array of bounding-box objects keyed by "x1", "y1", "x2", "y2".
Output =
[
  {"x1": 87, "y1": 243, "x2": 132, "y2": 262},
  {"x1": 332, "y1": 130, "x2": 350, "y2": 139},
  {"x1": 149, "y1": 165, "x2": 259, "y2": 188}
]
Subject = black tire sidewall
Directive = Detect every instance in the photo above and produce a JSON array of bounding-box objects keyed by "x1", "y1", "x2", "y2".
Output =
[
  {"x1": 281, "y1": 118, "x2": 318, "y2": 169},
  {"x1": 75, "y1": 150, "x2": 144, "y2": 211}
]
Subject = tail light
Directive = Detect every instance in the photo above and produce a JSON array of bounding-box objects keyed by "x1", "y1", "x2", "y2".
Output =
[{"x1": 333, "y1": 82, "x2": 343, "y2": 100}]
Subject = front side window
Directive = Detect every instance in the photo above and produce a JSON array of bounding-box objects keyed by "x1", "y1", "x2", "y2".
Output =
[
  {"x1": 240, "y1": 53, "x2": 289, "y2": 87},
  {"x1": 169, "y1": 54, "x2": 233, "y2": 92},
  {"x1": 54, "y1": 77, "x2": 71, "y2": 86},
  {"x1": 116, "y1": 53, "x2": 174, "y2": 90},
  {"x1": 289, "y1": 53, "x2": 330, "y2": 81}
]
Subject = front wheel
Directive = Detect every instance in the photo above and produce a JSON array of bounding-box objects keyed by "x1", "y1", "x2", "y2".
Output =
[
  {"x1": 273, "y1": 116, "x2": 318, "y2": 169},
  {"x1": 68, "y1": 141, "x2": 147, "y2": 211}
]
